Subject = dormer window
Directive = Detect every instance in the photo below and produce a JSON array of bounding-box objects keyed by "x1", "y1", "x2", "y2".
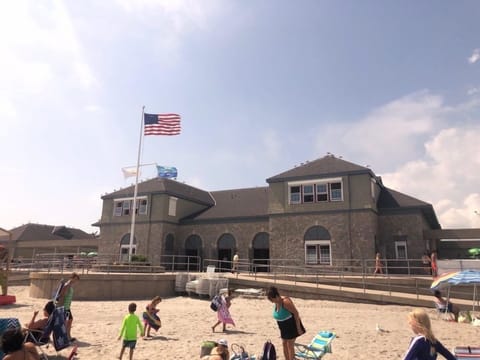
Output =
[
  {"x1": 113, "y1": 197, "x2": 148, "y2": 216},
  {"x1": 288, "y1": 178, "x2": 343, "y2": 204}
]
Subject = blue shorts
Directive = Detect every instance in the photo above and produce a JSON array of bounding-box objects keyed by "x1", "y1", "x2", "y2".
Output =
[{"x1": 123, "y1": 340, "x2": 137, "y2": 349}]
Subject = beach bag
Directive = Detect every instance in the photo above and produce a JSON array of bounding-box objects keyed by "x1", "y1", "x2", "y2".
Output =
[
  {"x1": 260, "y1": 340, "x2": 276, "y2": 360},
  {"x1": 210, "y1": 295, "x2": 222, "y2": 312},
  {"x1": 200, "y1": 340, "x2": 218, "y2": 357}
]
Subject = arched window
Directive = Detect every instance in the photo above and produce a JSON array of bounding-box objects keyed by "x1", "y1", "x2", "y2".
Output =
[
  {"x1": 304, "y1": 226, "x2": 331, "y2": 265},
  {"x1": 252, "y1": 232, "x2": 269, "y2": 249},
  {"x1": 119, "y1": 233, "x2": 136, "y2": 262},
  {"x1": 218, "y1": 233, "x2": 235, "y2": 249}
]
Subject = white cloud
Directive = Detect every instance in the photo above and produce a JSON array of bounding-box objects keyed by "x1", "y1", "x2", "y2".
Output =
[
  {"x1": 315, "y1": 91, "x2": 446, "y2": 170},
  {"x1": 382, "y1": 125, "x2": 480, "y2": 228},
  {"x1": 468, "y1": 48, "x2": 480, "y2": 64},
  {"x1": 467, "y1": 87, "x2": 479, "y2": 96}
]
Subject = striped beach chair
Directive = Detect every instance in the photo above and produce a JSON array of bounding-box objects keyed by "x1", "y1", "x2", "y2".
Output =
[{"x1": 294, "y1": 330, "x2": 336, "y2": 360}]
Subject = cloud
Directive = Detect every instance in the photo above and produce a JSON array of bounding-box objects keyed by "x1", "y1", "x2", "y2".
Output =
[
  {"x1": 382, "y1": 125, "x2": 480, "y2": 228},
  {"x1": 315, "y1": 91, "x2": 446, "y2": 170},
  {"x1": 467, "y1": 87, "x2": 479, "y2": 96},
  {"x1": 468, "y1": 48, "x2": 480, "y2": 64}
]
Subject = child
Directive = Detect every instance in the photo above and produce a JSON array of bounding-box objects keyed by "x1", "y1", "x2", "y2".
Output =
[
  {"x1": 212, "y1": 289, "x2": 235, "y2": 333},
  {"x1": 402, "y1": 308, "x2": 456, "y2": 360},
  {"x1": 142, "y1": 296, "x2": 162, "y2": 338},
  {"x1": 118, "y1": 303, "x2": 144, "y2": 360}
]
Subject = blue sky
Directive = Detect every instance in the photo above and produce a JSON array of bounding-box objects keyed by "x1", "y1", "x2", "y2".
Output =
[{"x1": 1, "y1": 0, "x2": 480, "y2": 234}]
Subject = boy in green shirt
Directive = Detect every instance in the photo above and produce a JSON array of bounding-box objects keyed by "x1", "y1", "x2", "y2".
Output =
[{"x1": 118, "y1": 303, "x2": 144, "y2": 360}]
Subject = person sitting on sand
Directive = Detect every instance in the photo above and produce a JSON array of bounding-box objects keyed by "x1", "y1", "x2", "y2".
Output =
[
  {"x1": 433, "y1": 290, "x2": 459, "y2": 321},
  {"x1": 201, "y1": 339, "x2": 229, "y2": 360},
  {"x1": 143, "y1": 296, "x2": 162, "y2": 338},
  {"x1": 1, "y1": 328, "x2": 40, "y2": 360}
]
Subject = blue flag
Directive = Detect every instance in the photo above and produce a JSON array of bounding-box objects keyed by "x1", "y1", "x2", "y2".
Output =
[{"x1": 156, "y1": 165, "x2": 178, "y2": 179}]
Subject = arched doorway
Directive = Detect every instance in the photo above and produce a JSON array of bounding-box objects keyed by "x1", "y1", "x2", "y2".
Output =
[
  {"x1": 252, "y1": 232, "x2": 270, "y2": 272},
  {"x1": 185, "y1": 234, "x2": 202, "y2": 270},
  {"x1": 304, "y1": 225, "x2": 332, "y2": 265},
  {"x1": 218, "y1": 233, "x2": 235, "y2": 271},
  {"x1": 119, "y1": 233, "x2": 136, "y2": 262}
]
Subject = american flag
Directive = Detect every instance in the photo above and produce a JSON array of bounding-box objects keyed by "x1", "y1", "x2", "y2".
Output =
[{"x1": 144, "y1": 113, "x2": 181, "y2": 136}]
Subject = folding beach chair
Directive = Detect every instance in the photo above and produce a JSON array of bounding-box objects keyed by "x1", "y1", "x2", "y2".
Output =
[
  {"x1": 294, "y1": 331, "x2": 336, "y2": 360},
  {"x1": 25, "y1": 306, "x2": 77, "y2": 359},
  {"x1": 0, "y1": 318, "x2": 21, "y2": 360}
]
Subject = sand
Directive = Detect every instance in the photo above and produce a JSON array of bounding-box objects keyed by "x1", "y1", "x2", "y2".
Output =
[{"x1": 1, "y1": 285, "x2": 478, "y2": 359}]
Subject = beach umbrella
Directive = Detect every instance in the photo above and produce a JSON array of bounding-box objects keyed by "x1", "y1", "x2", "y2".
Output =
[
  {"x1": 430, "y1": 270, "x2": 480, "y2": 313},
  {"x1": 468, "y1": 248, "x2": 480, "y2": 257}
]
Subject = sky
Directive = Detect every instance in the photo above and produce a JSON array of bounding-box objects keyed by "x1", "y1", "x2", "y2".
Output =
[{"x1": 1, "y1": 0, "x2": 480, "y2": 234}]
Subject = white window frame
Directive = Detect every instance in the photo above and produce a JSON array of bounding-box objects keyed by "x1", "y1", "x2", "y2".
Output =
[
  {"x1": 302, "y1": 184, "x2": 314, "y2": 203},
  {"x1": 120, "y1": 245, "x2": 136, "y2": 262},
  {"x1": 329, "y1": 182, "x2": 343, "y2": 201},
  {"x1": 304, "y1": 240, "x2": 332, "y2": 265},
  {"x1": 289, "y1": 186, "x2": 301, "y2": 204},
  {"x1": 288, "y1": 178, "x2": 343, "y2": 205},
  {"x1": 316, "y1": 183, "x2": 328, "y2": 202},
  {"x1": 113, "y1": 196, "x2": 148, "y2": 217},
  {"x1": 395, "y1": 240, "x2": 408, "y2": 259}
]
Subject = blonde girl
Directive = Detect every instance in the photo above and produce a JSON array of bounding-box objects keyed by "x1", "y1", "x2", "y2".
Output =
[{"x1": 402, "y1": 309, "x2": 455, "y2": 360}]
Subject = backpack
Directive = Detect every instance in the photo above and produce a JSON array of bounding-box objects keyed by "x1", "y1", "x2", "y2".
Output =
[
  {"x1": 260, "y1": 340, "x2": 276, "y2": 360},
  {"x1": 210, "y1": 295, "x2": 222, "y2": 312}
]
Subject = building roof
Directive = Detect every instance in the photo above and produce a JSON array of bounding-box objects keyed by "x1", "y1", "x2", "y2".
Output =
[
  {"x1": 102, "y1": 177, "x2": 215, "y2": 206},
  {"x1": 185, "y1": 187, "x2": 269, "y2": 222},
  {"x1": 267, "y1": 155, "x2": 373, "y2": 183},
  {"x1": 0, "y1": 223, "x2": 93, "y2": 242},
  {"x1": 377, "y1": 187, "x2": 441, "y2": 229}
]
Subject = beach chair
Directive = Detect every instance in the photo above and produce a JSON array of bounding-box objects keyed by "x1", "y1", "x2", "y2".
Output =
[
  {"x1": 294, "y1": 331, "x2": 336, "y2": 360},
  {"x1": 25, "y1": 306, "x2": 77, "y2": 359},
  {"x1": 0, "y1": 318, "x2": 21, "y2": 360},
  {"x1": 454, "y1": 346, "x2": 480, "y2": 359}
]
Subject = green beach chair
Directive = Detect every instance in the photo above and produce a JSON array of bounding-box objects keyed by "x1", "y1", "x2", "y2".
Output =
[{"x1": 294, "y1": 330, "x2": 336, "y2": 360}]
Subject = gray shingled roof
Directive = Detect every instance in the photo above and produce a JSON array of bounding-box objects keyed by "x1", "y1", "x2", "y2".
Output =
[
  {"x1": 0, "y1": 223, "x2": 93, "y2": 241},
  {"x1": 183, "y1": 187, "x2": 269, "y2": 222},
  {"x1": 267, "y1": 155, "x2": 372, "y2": 183},
  {"x1": 378, "y1": 187, "x2": 440, "y2": 229},
  {"x1": 102, "y1": 177, "x2": 215, "y2": 206}
]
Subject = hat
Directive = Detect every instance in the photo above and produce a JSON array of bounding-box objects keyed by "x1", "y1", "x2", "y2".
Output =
[{"x1": 218, "y1": 339, "x2": 228, "y2": 347}]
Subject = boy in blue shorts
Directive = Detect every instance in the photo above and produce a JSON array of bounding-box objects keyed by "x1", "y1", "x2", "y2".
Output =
[{"x1": 118, "y1": 302, "x2": 144, "y2": 360}]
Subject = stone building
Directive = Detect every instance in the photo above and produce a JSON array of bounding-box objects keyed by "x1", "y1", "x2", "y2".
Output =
[{"x1": 94, "y1": 155, "x2": 440, "y2": 271}]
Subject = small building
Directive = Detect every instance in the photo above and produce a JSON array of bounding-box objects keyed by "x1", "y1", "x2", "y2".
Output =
[
  {"x1": 0, "y1": 223, "x2": 98, "y2": 259},
  {"x1": 94, "y1": 155, "x2": 441, "y2": 271}
]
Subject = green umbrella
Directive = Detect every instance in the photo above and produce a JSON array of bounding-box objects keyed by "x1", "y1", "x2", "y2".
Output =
[{"x1": 468, "y1": 248, "x2": 480, "y2": 256}]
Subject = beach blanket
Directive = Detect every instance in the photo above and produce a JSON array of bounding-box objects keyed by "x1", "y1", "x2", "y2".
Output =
[
  {"x1": 43, "y1": 306, "x2": 70, "y2": 351},
  {"x1": 142, "y1": 311, "x2": 161, "y2": 331}
]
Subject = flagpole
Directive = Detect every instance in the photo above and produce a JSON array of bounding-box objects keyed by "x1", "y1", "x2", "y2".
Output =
[{"x1": 128, "y1": 105, "x2": 145, "y2": 262}]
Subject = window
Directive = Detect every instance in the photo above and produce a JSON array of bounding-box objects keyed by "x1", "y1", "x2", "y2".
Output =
[
  {"x1": 290, "y1": 186, "x2": 301, "y2": 204},
  {"x1": 168, "y1": 197, "x2": 177, "y2": 216},
  {"x1": 305, "y1": 240, "x2": 331, "y2": 265},
  {"x1": 395, "y1": 240, "x2": 408, "y2": 259},
  {"x1": 288, "y1": 179, "x2": 343, "y2": 204},
  {"x1": 330, "y1": 182, "x2": 343, "y2": 201},
  {"x1": 316, "y1": 184, "x2": 328, "y2": 202},
  {"x1": 303, "y1": 185, "x2": 314, "y2": 203},
  {"x1": 113, "y1": 197, "x2": 148, "y2": 216}
]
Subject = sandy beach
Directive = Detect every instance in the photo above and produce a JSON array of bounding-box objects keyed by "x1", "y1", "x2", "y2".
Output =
[{"x1": 1, "y1": 285, "x2": 478, "y2": 359}]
